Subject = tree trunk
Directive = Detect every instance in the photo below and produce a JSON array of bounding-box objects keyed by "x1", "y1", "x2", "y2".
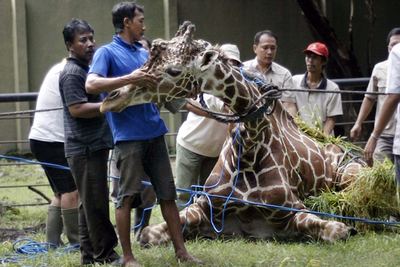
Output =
[
  {"x1": 296, "y1": 0, "x2": 363, "y2": 79},
  {"x1": 296, "y1": 0, "x2": 372, "y2": 142}
]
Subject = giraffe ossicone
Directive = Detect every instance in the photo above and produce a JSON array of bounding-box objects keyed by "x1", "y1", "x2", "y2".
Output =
[{"x1": 101, "y1": 21, "x2": 364, "y2": 244}]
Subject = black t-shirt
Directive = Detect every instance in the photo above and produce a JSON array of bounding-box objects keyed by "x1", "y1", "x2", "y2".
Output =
[{"x1": 59, "y1": 57, "x2": 113, "y2": 157}]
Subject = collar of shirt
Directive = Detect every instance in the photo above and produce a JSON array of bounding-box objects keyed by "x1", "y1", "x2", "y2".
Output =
[
  {"x1": 113, "y1": 35, "x2": 143, "y2": 51},
  {"x1": 66, "y1": 57, "x2": 89, "y2": 71},
  {"x1": 300, "y1": 71, "x2": 327, "y2": 89},
  {"x1": 248, "y1": 57, "x2": 280, "y2": 79}
]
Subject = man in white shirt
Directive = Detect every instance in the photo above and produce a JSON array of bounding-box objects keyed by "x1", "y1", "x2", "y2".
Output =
[
  {"x1": 243, "y1": 30, "x2": 295, "y2": 111},
  {"x1": 175, "y1": 44, "x2": 240, "y2": 210},
  {"x1": 365, "y1": 43, "x2": 400, "y2": 188},
  {"x1": 29, "y1": 60, "x2": 79, "y2": 246},
  {"x1": 351, "y1": 28, "x2": 400, "y2": 162}
]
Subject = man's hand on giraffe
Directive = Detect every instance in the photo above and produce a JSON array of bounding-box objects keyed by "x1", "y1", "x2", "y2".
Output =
[{"x1": 126, "y1": 68, "x2": 158, "y2": 89}]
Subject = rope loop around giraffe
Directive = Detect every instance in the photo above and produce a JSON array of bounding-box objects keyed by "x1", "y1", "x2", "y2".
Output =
[{"x1": 188, "y1": 83, "x2": 282, "y2": 123}]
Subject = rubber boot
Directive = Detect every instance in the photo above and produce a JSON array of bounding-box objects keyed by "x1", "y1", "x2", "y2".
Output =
[
  {"x1": 61, "y1": 207, "x2": 79, "y2": 246},
  {"x1": 45, "y1": 205, "x2": 64, "y2": 246}
]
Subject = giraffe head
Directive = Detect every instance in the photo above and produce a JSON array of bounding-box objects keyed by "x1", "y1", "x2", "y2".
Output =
[
  {"x1": 101, "y1": 21, "x2": 214, "y2": 113},
  {"x1": 100, "y1": 21, "x2": 253, "y2": 113}
]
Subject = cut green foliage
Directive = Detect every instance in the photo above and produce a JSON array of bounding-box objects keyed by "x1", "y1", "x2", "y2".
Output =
[{"x1": 295, "y1": 115, "x2": 400, "y2": 231}]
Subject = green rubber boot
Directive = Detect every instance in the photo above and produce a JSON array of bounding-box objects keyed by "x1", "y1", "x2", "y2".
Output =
[
  {"x1": 61, "y1": 208, "x2": 79, "y2": 246},
  {"x1": 45, "y1": 205, "x2": 63, "y2": 246}
]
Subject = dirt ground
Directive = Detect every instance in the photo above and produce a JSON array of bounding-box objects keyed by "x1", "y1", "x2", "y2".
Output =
[{"x1": 0, "y1": 223, "x2": 45, "y2": 242}]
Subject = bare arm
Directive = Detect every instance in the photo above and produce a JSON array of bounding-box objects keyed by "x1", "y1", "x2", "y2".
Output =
[
  {"x1": 184, "y1": 99, "x2": 230, "y2": 119},
  {"x1": 283, "y1": 102, "x2": 298, "y2": 117},
  {"x1": 85, "y1": 69, "x2": 158, "y2": 95},
  {"x1": 364, "y1": 93, "x2": 400, "y2": 166},
  {"x1": 350, "y1": 97, "x2": 376, "y2": 140},
  {"x1": 323, "y1": 117, "x2": 335, "y2": 135},
  {"x1": 68, "y1": 102, "x2": 103, "y2": 119},
  {"x1": 184, "y1": 100, "x2": 213, "y2": 119}
]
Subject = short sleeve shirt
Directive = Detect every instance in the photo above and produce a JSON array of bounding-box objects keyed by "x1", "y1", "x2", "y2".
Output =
[
  {"x1": 177, "y1": 95, "x2": 228, "y2": 157},
  {"x1": 292, "y1": 72, "x2": 343, "y2": 129},
  {"x1": 386, "y1": 44, "x2": 400, "y2": 155},
  {"x1": 243, "y1": 58, "x2": 295, "y2": 102},
  {"x1": 29, "y1": 61, "x2": 66, "y2": 143},
  {"x1": 89, "y1": 36, "x2": 168, "y2": 143},
  {"x1": 59, "y1": 57, "x2": 113, "y2": 157},
  {"x1": 365, "y1": 60, "x2": 396, "y2": 136}
]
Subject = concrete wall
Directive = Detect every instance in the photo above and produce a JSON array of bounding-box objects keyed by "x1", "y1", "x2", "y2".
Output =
[
  {"x1": 0, "y1": 0, "x2": 168, "y2": 154},
  {"x1": 25, "y1": 0, "x2": 168, "y2": 98},
  {"x1": 1, "y1": 0, "x2": 400, "y2": 154},
  {"x1": 0, "y1": 0, "x2": 30, "y2": 154}
]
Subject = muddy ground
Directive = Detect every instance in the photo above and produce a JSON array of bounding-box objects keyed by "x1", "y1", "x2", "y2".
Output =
[{"x1": 0, "y1": 223, "x2": 45, "y2": 243}]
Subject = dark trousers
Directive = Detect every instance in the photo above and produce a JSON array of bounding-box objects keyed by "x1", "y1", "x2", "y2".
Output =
[{"x1": 68, "y1": 148, "x2": 119, "y2": 265}]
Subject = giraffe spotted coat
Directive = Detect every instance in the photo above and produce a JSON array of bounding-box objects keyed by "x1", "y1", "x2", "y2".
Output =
[{"x1": 101, "y1": 22, "x2": 362, "y2": 244}]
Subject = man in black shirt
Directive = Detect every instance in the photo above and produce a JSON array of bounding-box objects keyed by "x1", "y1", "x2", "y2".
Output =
[{"x1": 59, "y1": 19, "x2": 120, "y2": 265}]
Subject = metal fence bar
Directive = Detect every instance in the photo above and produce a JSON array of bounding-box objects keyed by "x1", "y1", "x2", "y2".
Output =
[
  {"x1": 0, "y1": 92, "x2": 38, "y2": 102},
  {"x1": 331, "y1": 77, "x2": 370, "y2": 87},
  {"x1": 0, "y1": 184, "x2": 50, "y2": 189}
]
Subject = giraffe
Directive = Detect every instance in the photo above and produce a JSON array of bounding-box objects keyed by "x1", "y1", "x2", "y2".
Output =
[{"x1": 101, "y1": 21, "x2": 363, "y2": 245}]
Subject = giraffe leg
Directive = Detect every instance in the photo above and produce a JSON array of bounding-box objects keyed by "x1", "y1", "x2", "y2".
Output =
[
  {"x1": 291, "y1": 211, "x2": 357, "y2": 243},
  {"x1": 139, "y1": 202, "x2": 209, "y2": 247}
]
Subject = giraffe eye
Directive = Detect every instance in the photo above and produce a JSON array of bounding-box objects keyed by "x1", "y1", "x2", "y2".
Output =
[{"x1": 165, "y1": 67, "x2": 182, "y2": 77}]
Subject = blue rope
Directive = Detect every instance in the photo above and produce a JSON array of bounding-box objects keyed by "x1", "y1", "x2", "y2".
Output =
[
  {"x1": 0, "y1": 154, "x2": 70, "y2": 170},
  {"x1": 0, "y1": 239, "x2": 79, "y2": 266},
  {"x1": 239, "y1": 66, "x2": 265, "y2": 84},
  {"x1": 181, "y1": 124, "x2": 242, "y2": 233},
  {"x1": 208, "y1": 124, "x2": 242, "y2": 233}
]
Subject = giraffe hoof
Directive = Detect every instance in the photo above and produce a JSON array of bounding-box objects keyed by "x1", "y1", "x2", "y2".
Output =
[
  {"x1": 348, "y1": 227, "x2": 358, "y2": 237},
  {"x1": 139, "y1": 227, "x2": 152, "y2": 248}
]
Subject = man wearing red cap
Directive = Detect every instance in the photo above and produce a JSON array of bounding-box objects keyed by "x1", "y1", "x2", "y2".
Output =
[{"x1": 289, "y1": 42, "x2": 343, "y2": 135}]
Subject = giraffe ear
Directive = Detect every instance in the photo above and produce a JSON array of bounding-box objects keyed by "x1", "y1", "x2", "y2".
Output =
[{"x1": 199, "y1": 50, "x2": 219, "y2": 71}]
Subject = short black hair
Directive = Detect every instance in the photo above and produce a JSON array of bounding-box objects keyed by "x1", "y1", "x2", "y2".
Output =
[
  {"x1": 112, "y1": 2, "x2": 145, "y2": 34},
  {"x1": 62, "y1": 19, "x2": 94, "y2": 51},
  {"x1": 387, "y1": 28, "x2": 400, "y2": 45},
  {"x1": 253, "y1": 30, "x2": 278, "y2": 46}
]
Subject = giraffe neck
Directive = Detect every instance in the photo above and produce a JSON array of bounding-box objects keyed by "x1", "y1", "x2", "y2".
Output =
[{"x1": 206, "y1": 62, "x2": 277, "y2": 149}]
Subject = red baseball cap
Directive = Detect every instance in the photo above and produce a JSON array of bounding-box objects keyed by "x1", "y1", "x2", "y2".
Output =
[{"x1": 302, "y1": 42, "x2": 329, "y2": 58}]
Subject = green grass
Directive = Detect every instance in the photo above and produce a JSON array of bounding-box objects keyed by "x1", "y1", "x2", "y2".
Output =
[
  {"x1": 2, "y1": 230, "x2": 400, "y2": 266},
  {"x1": 2, "y1": 159, "x2": 400, "y2": 266}
]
